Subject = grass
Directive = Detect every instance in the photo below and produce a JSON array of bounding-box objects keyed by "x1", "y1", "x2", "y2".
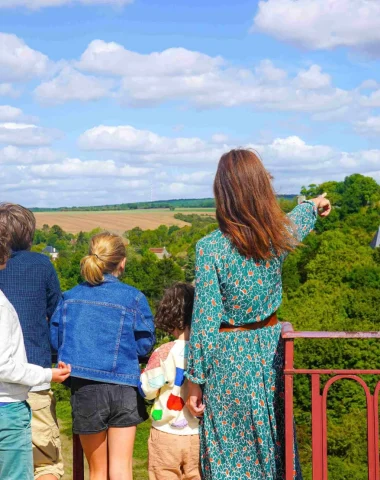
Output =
[{"x1": 54, "y1": 387, "x2": 150, "y2": 480}]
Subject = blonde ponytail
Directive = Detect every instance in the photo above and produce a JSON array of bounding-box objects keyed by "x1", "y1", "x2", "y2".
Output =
[{"x1": 80, "y1": 232, "x2": 126, "y2": 286}]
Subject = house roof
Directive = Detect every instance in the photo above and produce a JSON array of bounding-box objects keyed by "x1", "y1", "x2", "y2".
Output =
[
  {"x1": 370, "y1": 226, "x2": 380, "y2": 249},
  {"x1": 43, "y1": 245, "x2": 58, "y2": 254},
  {"x1": 149, "y1": 248, "x2": 167, "y2": 253}
]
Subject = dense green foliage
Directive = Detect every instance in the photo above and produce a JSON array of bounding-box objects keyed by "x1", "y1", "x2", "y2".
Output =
[{"x1": 39, "y1": 174, "x2": 380, "y2": 478}]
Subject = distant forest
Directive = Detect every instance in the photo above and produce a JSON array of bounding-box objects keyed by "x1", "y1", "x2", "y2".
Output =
[{"x1": 30, "y1": 195, "x2": 296, "y2": 212}]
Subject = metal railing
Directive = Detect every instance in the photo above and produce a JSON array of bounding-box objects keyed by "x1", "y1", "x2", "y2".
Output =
[
  {"x1": 72, "y1": 326, "x2": 380, "y2": 479},
  {"x1": 282, "y1": 322, "x2": 380, "y2": 480}
]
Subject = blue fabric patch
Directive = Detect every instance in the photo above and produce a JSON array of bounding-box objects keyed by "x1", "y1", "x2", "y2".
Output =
[
  {"x1": 174, "y1": 367, "x2": 185, "y2": 387},
  {"x1": 137, "y1": 381, "x2": 146, "y2": 398},
  {"x1": 148, "y1": 374, "x2": 166, "y2": 389}
]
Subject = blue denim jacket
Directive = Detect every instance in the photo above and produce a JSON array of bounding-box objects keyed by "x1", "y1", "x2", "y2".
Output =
[{"x1": 50, "y1": 275, "x2": 155, "y2": 386}]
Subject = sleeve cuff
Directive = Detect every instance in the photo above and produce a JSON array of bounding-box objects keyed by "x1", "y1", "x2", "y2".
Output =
[
  {"x1": 302, "y1": 200, "x2": 318, "y2": 216},
  {"x1": 184, "y1": 371, "x2": 206, "y2": 385},
  {"x1": 44, "y1": 368, "x2": 53, "y2": 383}
]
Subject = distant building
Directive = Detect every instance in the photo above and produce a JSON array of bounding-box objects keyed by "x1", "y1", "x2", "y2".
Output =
[
  {"x1": 370, "y1": 226, "x2": 380, "y2": 249},
  {"x1": 43, "y1": 245, "x2": 59, "y2": 260},
  {"x1": 149, "y1": 247, "x2": 171, "y2": 259}
]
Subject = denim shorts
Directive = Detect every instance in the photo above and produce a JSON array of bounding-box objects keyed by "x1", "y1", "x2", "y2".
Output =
[{"x1": 70, "y1": 378, "x2": 148, "y2": 435}]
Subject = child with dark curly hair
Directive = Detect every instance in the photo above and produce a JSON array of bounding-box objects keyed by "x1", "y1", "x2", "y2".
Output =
[{"x1": 139, "y1": 283, "x2": 200, "y2": 480}]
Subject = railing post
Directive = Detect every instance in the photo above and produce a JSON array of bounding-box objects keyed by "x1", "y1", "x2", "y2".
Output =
[
  {"x1": 311, "y1": 374, "x2": 323, "y2": 480},
  {"x1": 284, "y1": 335, "x2": 295, "y2": 480},
  {"x1": 281, "y1": 326, "x2": 380, "y2": 480},
  {"x1": 366, "y1": 392, "x2": 376, "y2": 480},
  {"x1": 73, "y1": 433, "x2": 84, "y2": 480}
]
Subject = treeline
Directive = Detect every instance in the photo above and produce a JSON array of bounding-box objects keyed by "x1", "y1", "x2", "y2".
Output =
[
  {"x1": 33, "y1": 173, "x2": 380, "y2": 479},
  {"x1": 30, "y1": 195, "x2": 297, "y2": 212},
  {"x1": 31, "y1": 198, "x2": 216, "y2": 212}
]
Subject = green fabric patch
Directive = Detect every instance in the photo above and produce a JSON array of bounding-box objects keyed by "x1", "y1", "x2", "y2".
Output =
[{"x1": 151, "y1": 409, "x2": 163, "y2": 421}]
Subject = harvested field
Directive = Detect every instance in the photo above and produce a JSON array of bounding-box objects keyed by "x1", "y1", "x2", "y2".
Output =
[{"x1": 34, "y1": 209, "x2": 215, "y2": 234}]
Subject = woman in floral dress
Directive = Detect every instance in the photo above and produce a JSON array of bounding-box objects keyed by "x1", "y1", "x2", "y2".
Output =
[{"x1": 185, "y1": 150, "x2": 331, "y2": 479}]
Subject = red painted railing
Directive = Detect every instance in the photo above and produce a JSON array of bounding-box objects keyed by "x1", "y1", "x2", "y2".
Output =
[
  {"x1": 283, "y1": 322, "x2": 380, "y2": 480},
  {"x1": 73, "y1": 434, "x2": 84, "y2": 480},
  {"x1": 72, "y1": 325, "x2": 380, "y2": 479}
]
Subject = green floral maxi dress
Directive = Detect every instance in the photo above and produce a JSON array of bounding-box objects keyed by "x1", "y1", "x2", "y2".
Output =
[{"x1": 185, "y1": 201, "x2": 317, "y2": 480}]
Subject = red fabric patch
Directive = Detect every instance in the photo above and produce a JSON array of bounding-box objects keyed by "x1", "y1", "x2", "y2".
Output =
[{"x1": 167, "y1": 394, "x2": 185, "y2": 411}]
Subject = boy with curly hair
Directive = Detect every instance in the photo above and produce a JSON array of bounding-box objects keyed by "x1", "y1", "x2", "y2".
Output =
[{"x1": 139, "y1": 283, "x2": 200, "y2": 480}]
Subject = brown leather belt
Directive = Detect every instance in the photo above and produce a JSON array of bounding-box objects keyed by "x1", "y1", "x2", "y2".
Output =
[{"x1": 219, "y1": 313, "x2": 278, "y2": 332}]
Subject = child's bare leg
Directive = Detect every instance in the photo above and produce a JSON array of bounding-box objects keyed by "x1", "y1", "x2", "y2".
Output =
[
  {"x1": 80, "y1": 432, "x2": 108, "y2": 480},
  {"x1": 107, "y1": 426, "x2": 136, "y2": 480}
]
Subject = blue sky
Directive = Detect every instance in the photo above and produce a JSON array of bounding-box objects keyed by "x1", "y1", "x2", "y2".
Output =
[{"x1": 1, "y1": 0, "x2": 380, "y2": 207}]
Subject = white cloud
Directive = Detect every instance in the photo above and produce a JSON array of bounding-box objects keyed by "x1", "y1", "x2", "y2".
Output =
[
  {"x1": 78, "y1": 125, "x2": 210, "y2": 157},
  {"x1": 77, "y1": 40, "x2": 223, "y2": 77},
  {"x1": 78, "y1": 124, "x2": 380, "y2": 182},
  {"x1": 294, "y1": 65, "x2": 331, "y2": 90},
  {"x1": 175, "y1": 171, "x2": 214, "y2": 185},
  {"x1": 355, "y1": 116, "x2": 380, "y2": 135},
  {"x1": 118, "y1": 60, "x2": 351, "y2": 112},
  {"x1": 0, "y1": 83, "x2": 20, "y2": 97},
  {"x1": 211, "y1": 134, "x2": 229, "y2": 144},
  {"x1": 1, "y1": 131, "x2": 380, "y2": 206},
  {"x1": 0, "y1": 0, "x2": 133, "y2": 9},
  {"x1": 34, "y1": 67, "x2": 115, "y2": 105},
  {"x1": 252, "y1": 0, "x2": 380, "y2": 54},
  {"x1": 360, "y1": 89, "x2": 380, "y2": 108},
  {"x1": 159, "y1": 182, "x2": 202, "y2": 196},
  {"x1": 0, "y1": 33, "x2": 49, "y2": 82},
  {"x1": 32, "y1": 40, "x2": 347, "y2": 114},
  {"x1": 31, "y1": 158, "x2": 150, "y2": 178},
  {"x1": 0, "y1": 106, "x2": 24, "y2": 122},
  {"x1": 255, "y1": 59, "x2": 287, "y2": 83},
  {"x1": 0, "y1": 123, "x2": 61, "y2": 146},
  {"x1": 0, "y1": 105, "x2": 36, "y2": 123},
  {"x1": 0, "y1": 146, "x2": 61, "y2": 164},
  {"x1": 250, "y1": 136, "x2": 380, "y2": 180}
]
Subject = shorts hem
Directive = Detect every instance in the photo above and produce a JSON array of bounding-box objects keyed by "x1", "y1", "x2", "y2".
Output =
[
  {"x1": 108, "y1": 419, "x2": 146, "y2": 428},
  {"x1": 73, "y1": 426, "x2": 108, "y2": 435},
  {"x1": 35, "y1": 472, "x2": 61, "y2": 480}
]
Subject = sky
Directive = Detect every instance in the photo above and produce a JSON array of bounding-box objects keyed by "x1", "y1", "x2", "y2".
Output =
[{"x1": 1, "y1": 0, "x2": 380, "y2": 207}]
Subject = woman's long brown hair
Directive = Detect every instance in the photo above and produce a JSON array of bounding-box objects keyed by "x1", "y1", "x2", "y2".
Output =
[{"x1": 214, "y1": 149, "x2": 296, "y2": 260}]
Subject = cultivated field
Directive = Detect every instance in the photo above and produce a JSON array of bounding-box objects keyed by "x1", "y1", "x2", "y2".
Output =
[{"x1": 34, "y1": 209, "x2": 215, "y2": 234}]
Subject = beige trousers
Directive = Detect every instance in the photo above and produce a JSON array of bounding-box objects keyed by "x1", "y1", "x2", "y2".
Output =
[
  {"x1": 27, "y1": 390, "x2": 64, "y2": 479},
  {"x1": 148, "y1": 427, "x2": 201, "y2": 480}
]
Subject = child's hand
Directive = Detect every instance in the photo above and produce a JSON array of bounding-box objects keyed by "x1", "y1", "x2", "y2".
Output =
[
  {"x1": 51, "y1": 364, "x2": 71, "y2": 383},
  {"x1": 58, "y1": 361, "x2": 70, "y2": 370},
  {"x1": 186, "y1": 381, "x2": 205, "y2": 417}
]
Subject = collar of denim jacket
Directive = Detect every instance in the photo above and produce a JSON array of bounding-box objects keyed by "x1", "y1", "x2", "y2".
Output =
[{"x1": 102, "y1": 273, "x2": 120, "y2": 283}]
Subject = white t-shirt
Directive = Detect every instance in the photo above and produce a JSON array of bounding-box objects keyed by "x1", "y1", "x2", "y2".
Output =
[{"x1": 139, "y1": 340, "x2": 199, "y2": 436}]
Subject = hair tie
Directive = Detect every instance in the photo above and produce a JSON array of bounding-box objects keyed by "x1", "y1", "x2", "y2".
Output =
[{"x1": 91, "y1": 253, "x2": 100, "y2": 260}]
